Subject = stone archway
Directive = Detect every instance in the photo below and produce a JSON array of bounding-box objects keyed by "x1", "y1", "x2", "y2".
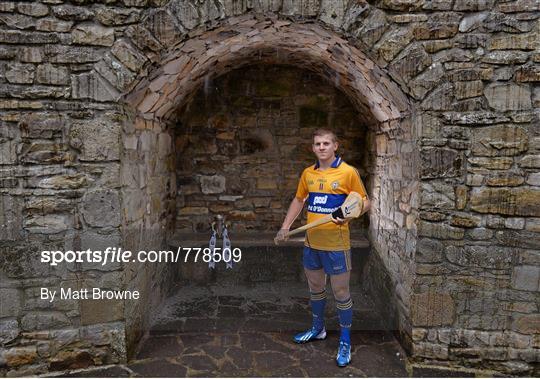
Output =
[{"x1": 119, "y1": 15, "x2": 419, "y2": 356}]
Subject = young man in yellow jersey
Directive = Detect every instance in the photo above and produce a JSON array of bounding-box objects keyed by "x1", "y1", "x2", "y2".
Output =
[{"x1": 275, "y1": 129, "x2": 370, "y2": 367}]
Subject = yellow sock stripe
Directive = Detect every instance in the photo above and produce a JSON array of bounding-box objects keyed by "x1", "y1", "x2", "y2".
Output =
[
  {"x1": 310, "y1": 291, "x2": 327, "y2": 301},
  {"x1": 336, "y1": 299, "x2": 353, "y2": 310}
]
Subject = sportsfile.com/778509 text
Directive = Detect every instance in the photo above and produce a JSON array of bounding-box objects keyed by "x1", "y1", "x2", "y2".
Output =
[{"x1": 40, "y1": 247, "x2": 242, "y2": 266}]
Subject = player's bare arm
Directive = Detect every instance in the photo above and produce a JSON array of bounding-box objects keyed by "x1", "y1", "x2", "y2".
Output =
[{"x1": 275, "y1": 197, "x2": 305, "y2": 243}]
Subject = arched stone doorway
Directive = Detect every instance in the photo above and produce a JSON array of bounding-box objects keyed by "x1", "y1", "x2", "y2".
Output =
[{"x1": 119, "y1": 15, "x2": 419, "y2": 357}]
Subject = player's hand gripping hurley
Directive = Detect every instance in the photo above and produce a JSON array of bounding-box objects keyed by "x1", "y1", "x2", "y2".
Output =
[{"x1": 274, "y1": 192, "x2": 364, "y2": 245}]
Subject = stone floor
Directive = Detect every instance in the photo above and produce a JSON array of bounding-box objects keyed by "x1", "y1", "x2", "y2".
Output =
[{"x1": 56, "y1": 284, "x2": 410, "y2": 377}]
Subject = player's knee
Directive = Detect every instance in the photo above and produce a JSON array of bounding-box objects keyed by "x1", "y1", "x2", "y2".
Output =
[
  {"x1": 308, "y1": 281, "x2": 326, "y2": 293},
  {"x1": 333, "y1": 287, "x2": 350, "y2": 301}
]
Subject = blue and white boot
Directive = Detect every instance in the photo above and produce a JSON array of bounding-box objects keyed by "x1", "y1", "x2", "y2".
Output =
[
  {"x1": 336, "y1": 341, "x2": 351, "y2": 367},
  {"x1": 293, "y1": 327, "x2": 327, "y2": 344}
]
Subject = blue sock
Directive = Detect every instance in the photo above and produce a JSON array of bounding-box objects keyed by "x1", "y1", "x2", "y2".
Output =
[
  {"x1": 310, "y1": 289, "x2": 326, "y2": 331},
  {"x1": 336, "y1": 297, "x2": 353, "y2": 344}
]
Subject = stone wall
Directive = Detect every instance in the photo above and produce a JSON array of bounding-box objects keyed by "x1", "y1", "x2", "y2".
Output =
[
  {"x1": 120, "y1": 112, "x2": 177, "y2": 357},
  {"x1": 174, "y1": 64, "x2": 368, "y2": 233},
  {"x1": 0, "y1": 0, "x2": 538, "y2": 376}
]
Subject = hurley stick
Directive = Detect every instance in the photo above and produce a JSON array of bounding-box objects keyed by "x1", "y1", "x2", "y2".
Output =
[{"x1": 275, "y1": 192, "x2": 364, "y2": 244}]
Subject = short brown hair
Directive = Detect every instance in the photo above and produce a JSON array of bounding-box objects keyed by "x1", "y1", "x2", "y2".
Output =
[{"x1": 312, "y1": 128, "x2": 338, "y2": 143}]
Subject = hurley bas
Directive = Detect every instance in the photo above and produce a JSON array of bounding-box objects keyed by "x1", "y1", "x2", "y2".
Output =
[{"x1": 41, "y1": 287, "x2": 140, "y2": 302}]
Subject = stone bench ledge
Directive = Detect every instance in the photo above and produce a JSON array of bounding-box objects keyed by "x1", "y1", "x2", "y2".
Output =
[{"x1": 168, "y1": 232, "x2": 370, "y2": 248}]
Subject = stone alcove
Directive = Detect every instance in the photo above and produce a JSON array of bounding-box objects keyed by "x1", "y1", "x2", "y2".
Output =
[
  {"x1": 172, "y1": 64, "x2": 369, "y2": 234},
  {"x1": 120, "y1": 16, "x2": 418, "y2": 356}
]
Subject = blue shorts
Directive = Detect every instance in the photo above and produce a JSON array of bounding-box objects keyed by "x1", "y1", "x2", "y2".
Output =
[{"x1": 303, "y1": 247, "x2": 352, "y2": 275}]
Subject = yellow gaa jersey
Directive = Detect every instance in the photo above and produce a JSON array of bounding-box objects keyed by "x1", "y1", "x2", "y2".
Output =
[{"x1": 295, "y1": 156, "x2": 368, "y2": 251}]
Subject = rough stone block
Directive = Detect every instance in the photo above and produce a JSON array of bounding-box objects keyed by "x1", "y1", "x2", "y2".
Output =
[
  {"x1": 48, "y1": 45, "x2": 102, "y2": 64},
  {"x1": 17, "y1": 2, "x2": 48, "y2": 16},
  {"x1": 512, "y1": 265, "x2": 540, "y2": 291},
  {"x1": 0, "y1": 134, "x2": 17, "y2": 164},
  {"x1": 95, "y1": 54, "x2": 136, "y2": 92},
  {"x1": 52, "y1": 4, "x2": 94, "y2": 21},
  {"x1": 471, "y1": 125, "x2": 528, "y2": 157},
  {"x1": 485, "y1": 83, "x2": 532, "y2": 111},
  {"x1": 36, "y1": 64, "x2": 69, "y2": 85},
  {"x1": 0, "y1": 195, "x2": 23, "y2": 241},
  {"x1": 0, "y1": 30, "x2": 59, "y2": 44},
  {"x1": 420, "y1": 82, "x2": 453, "y2": 110},
  {"x1": 488, "y1": 32, "x2": 538, "y2": 51},
  {"x1": 0, "y1": 319, "x2": 19, "y2": 345},
  {"x1": 496, "y1": 230, "x2": 540, "y2": 249},
  {"x1": 410, "y1": 62, "x2": 444, "y2": 99},
  {"x1": 519, "y1": 155, "x2": 540, "y2": 168},
  {"x1": 416, "y1": 238, "x2": 444, "y2": 263},
  {"x1": 80, "y1": 299, "x2": 124, "y2": 326},
  {"x1": 256, "y1": 178, "x2": 278, "y2": 190},
  {"x1": 411, "y1": 292, "x2": 455, "y2": 326},
  {"x1": 482, "y1": 50, "x2": 529, "y2": 64},
  {"x1": 413, "y1": 18, "x2": 459, "y2": 40},
  {"x1": 486, "y1": 172, "x2": 525, "y2": 187},
  {"x1": 95, "y1": 6, "x2": 140, "y2": 26},
  {"x1": 468, "y1": 157, "x2": 513, "y2": 170},
  {"x1": 178, "y1": 206, "x2": 209, "y2": 215},
  {"x1": 0, "y1": 289, "x2": 22, "y2": 318},
  {"x1": 21, "y1": 312, "x2": 70, "y2": 331},
  {"x1": 69, "y1": 116, "x2": 121, "y2": 161},
  {"x1": 35, "y1": 18, "x2": 73, "y2": 32},
  {"x1": 30, "y1": 174, "x2": 87, "y2": 190},
  {"x1": 72, "y1": 24, "x2": 115, "y2": 46},
  {"x1": 454, "y1": 185, "x2": 468, "y2": 210},
  {"x1": 470, "y1": 188, "x2": 540, "y2": 216},
  {"x1": 199, "y1": 175, "x2": 226, "y2": 194},
  {"x1": 454, "y1": 80, "x2": 483, "y2": 99},
  {"x1": 0, "y1": 13, "x2": 35, "y2": 29},
  {"x1": 390, "y1": 43, "x2": 431, "y2": 84},
  {"x1": 24, "y1": 215, "x2": 72, "y2": 234},
  {"x1": 498, "y1": 0, "x2": 539, "y2": 12},
  {"x1": 445, "y1": 245, "x2": 513, "y2": 269},
  {"x1": 319, "y1": 0, "x2": 346, "y2": 28},
  {"x1": 419, "y1": 221, "x2": 464, "y2": 239},
  {"x1": 505, "y1": 217, "x2": 525, "y2": 229},
  {"x1": 71, "y1": 71, "x2": 120, "y2": 102},
  {"x1": 467, "y1": 227, "x2": 493, "y2": 240},
  {"x1": 380, "y1": 0, "x2": 425, "y2": 11},
  {"x1": 3, "y1": 346, "x2": 38, "y2": 368},
  {"x1": 513, "y1": 314, "x2": 540, "y2": 334},
  {"x1": 168, "y1": 0, "x2": 200, "y2": 29},
  {"x1": 450, "y1": 214, "x2": 481, "y2": 228},
  {"x1": 125, "y1": 24, "x2": 163, "y2": 53},
  {"x1": 5, "y1": 63, "x2": 35, "y2": 84},
  {"x1": 421, "y1": 182, "x2": 455, "y2": 209},
  {"x1": 454, "y1": 0, "x2": 494, "y2": 11},
  {"x1": 111, "y1": 39, "x2": 148, "y2": 72},
  {"x1": 19, "y1": 142, "x2": 72, "y2": 164},
  {"x1": 143, "y1": 8, "x2": 184, "y2": 46},
  {"x1": 525, "y1": 218, "x2": 540, "y2": 232},
  {"x1": 49, "y1": 350, "x2": 94, "y2": 371},
  {"x1": 375, "y1": 26, "x2": 414, "y2": 62},
  {"x1": 81, "y1": 190, "x2": 121, "y2": 228},
  {"x1": 421, "y1": 147, "x2": 462, "y2": 178},
  {"x1": 459, "y1": 11, "x2": 488, "y2": 32},
  {"x1": 515, "y1": 64, "x2": 540, "y2": 82}
]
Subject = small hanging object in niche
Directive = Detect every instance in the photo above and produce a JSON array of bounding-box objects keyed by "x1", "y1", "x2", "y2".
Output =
[{"x1": 208, "y1": 214, "x2": 234, "y2": 270}]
